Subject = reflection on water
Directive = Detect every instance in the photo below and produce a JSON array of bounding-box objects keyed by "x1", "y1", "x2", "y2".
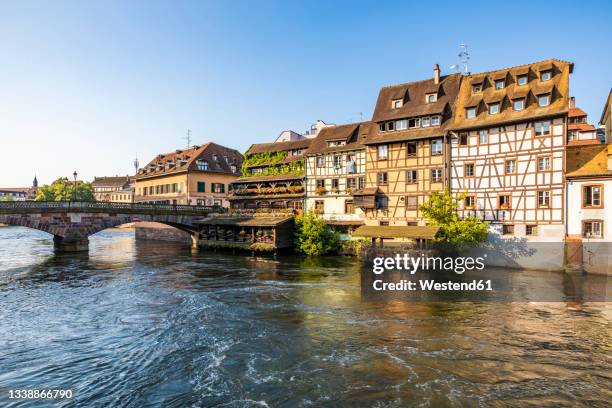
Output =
[{"x1": 0, "y1": 227, "x2": 610, "y2": 407}]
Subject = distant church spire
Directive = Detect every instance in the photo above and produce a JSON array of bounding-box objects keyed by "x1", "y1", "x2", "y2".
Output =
[{"x1": 33, "y1": 175, "x2": 38, "y2": 188}]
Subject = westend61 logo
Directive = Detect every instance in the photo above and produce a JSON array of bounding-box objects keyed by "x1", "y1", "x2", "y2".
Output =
[{"x1": 372, "y1": 254, "x2": 492, "y2": 292}]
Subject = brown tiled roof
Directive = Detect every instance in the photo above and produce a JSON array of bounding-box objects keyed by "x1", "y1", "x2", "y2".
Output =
[
  {"x1": 566, "y1": 144, "x2": 612, "y2": 178},
  {"x1": 450, "y1": 59, "x2": 573, "y2": 131},
  {"x1": 568, "y1": 123, "x2": 597, "y2": 132},
  {"x1": 567, "y1": 139, "x2": 601, "y2": 146},
  {"x1": 92, "y1": 176, "x2": 132, "y2": 187},
  {"x1": 568, "y1": 107, "x2": 588, "y2": 117},
  {"x1": 363, "y1": 126, "x2": 447, "y2": 145},
  {"x1": 246, "y1": 139, "x2": 312, "y2": 155},
  {"x1": 136, "y1": 142, "x2": 243, "y2": 179},
  {"x1": 372, "y1": 73, "x2": 462, "y2": 123},
  {"x1": 305, "y1": 122, "x2": 373, "y2": 155},
  {"x1": 352, "y1": 187, "x2": 379, "y2": 196},
  {"x1": 0, "y1": 188, "x2": 30, "y2": 194},
  {"x1": 353, "y1": 225, "x2": 440, "y2": 239}
]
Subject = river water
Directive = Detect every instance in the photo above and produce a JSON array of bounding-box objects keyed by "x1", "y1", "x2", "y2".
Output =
[{"x1": 0, "y1": 227, "x2": 610, "y2": 407}]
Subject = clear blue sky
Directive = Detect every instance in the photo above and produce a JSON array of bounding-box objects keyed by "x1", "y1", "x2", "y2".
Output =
[{"x1": 1, "y1": 0, "x2": 611, "y2": 186}]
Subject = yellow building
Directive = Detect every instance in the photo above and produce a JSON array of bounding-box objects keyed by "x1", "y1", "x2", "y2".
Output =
[
  {"x1": 134, "y1": 142, "x2": 243, "y2": 207},
  {"x1": 600, "y1": 88, "x2": 612, "y2": 143},
  {"x1": 360, "y1": 65, "x2": 461, "y2": 226}
]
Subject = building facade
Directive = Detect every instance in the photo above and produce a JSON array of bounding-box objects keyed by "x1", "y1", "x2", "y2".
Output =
[
  {"x1": 567, "y1": 98, "x2": 599, "y2": 146},
  {"x1": 361, "y1": 66, "x2": 461, "y2": 227},
  {"x1": 450, "y1": 59, "x2": 573, "y2": 242},
  {"x1": 92, "y1": 176, "x2": 133, "y2": 202},
  {"x1": 304, "y1": 122, "x2": 372, "y2": 233},
  {"x1": 134, "y1": 142, "x2": 243, "y2": 207},
  {"x1": 600, "y1": 88, "x2": 612, "y2": 144}
]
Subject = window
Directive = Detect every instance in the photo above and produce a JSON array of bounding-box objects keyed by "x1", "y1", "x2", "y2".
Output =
[
  {"x1": 517, "y1": 75, "x2": 528, "y2": 86},
  {"x1": 466, "y1": 107, "x2": 476, "y2": 119},
  {"x1": 346, "y1": 178, "x2": 357, "y2": 189},
  {"x1": 406, "y1": 170, "x2": 417, "y2": 184},
  {"x1": 538, "y1": 156, "x2": 551, "y2": 171},
  {"x1": 464, "y1": 195, "x2": 475, "y2": 209},
  {"x1": 431, "y1": 139, "x2": 443, "y2": 155},
  {"x1": 333, "y1": 155, "x2": 341, "y2": 168},
  {"x1": 379, "y1": 221, "x2": 389, "y2": 226},
  {"x1": 316, "y1": 179, "x2": 325, "y2": 189},
  {"x1": 502, "y1": 224, "x2": 514, "y2": 235},
  {"x1": 377, "y1": 197, "x2": 388, "y2": 210},
  {"x1": 535, "y1": 121, "x2": 551, "y2": 136},
  {"x1": 540, "y1": 71, "x2": 552, "y2": 81},
  {"x1": 212, "y1": 183, "x2": 225, "y2": 193},
  {"x1": 505, "y1": 159, "x2": 516, "y2": 174},
  {"x1": 314, "y1": 200, "x2": 324, "y2": 213},
  {"x1": 331, "y1": 179, "x2": 339, "y2": 191},
  {"x1": 230, "y1": 165, "x2": 237, "y2": 173},
  {"x1": 377, "y1": 172, "x2": 388, "y2": 185},
  {"x1": 316, "y1": 156, "x2": 325, "y2": 168},
  {"x1": 479, "y1": 130, "x2": 488, "y2": 144},
  {"x1": 495, "y1": 79, "x2": 505, "y2": 90},
  {"x1": 196, "y1": 160, "x2": 209, "y2": 171},
  {"x1": 499, "y1": 195, "x2": 511, "y2": 209},
  {"x1": 406, "y1": 195, "x2": 418, "y2": 210},
  {"x1": 465, "y1": 163, "x2": 475, "y2": 177},
  {"x1": 583, "y1": 220, "x2": 603, "y2": 238},
  {"x1": 526, "y1": 225, "x2": 537, "y2": 236},
  {"x1": 472, "y1": 84, "x2": 482, "y2": 93},
  {"x1": 431, "y1": 168, "x2": 443, "y2": 183},
  {"x1": 537, "y1": 190, "x2": 550, "y2": 208},
  {"x1": 378, "y1": 123, "x2": 386, "y2": 132},
  {"x1": 386, "y1": 121, "x2": 395, "y2": 131},
  {"x1": 358, "y1": 177, "x2": 366, "y2": 189},
  {"x1": 427, "y1": 93, "x2": 437, "y2": 103},
  {"x1": 513, "y1": 99, "x2": 525, "y2": 111},
  {"x1": 583, "y1": 185, "x2": 602, "y2": 208},
  {"x1": 459, "y1": 133, "x2": 468, "y2": 145},
  {"x1": 395, "y1": 119, "x2": 408, "y2": 130},
  {"x1": 538, "y1": 94, "x2": 551, "y2": 107},
  {"x1": 431, "y1": 115, "x2": 441, "y2": 126},
  {"x1": 197, "y1": 181, "x2": 205, "y2": 193},
  {"x1": 489, "y1": 103, "x2": 500, "y2": 115},
  {"x1": 344, "y1": 200, "x2": 354, "y2": 214},
  {"x1": 406, "y1": 141, "x2": 417, "y2": 156},
  {"x1": 393, "y1": 99, "x2": 402, "y2": 109},
  {"x1": 377, "y1": 145, "x2": 388, "y2": 160},
  {"x1": 422, "y1": 117, "x2": 430, "y2": 127}
]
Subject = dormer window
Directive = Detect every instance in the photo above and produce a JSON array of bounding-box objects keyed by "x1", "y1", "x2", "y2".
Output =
[
  {"x1": 422, "y1": 117, "x2": 430, "y2": 127},
  {"x1": 386, "y1": 121, "x2": 395, "y2": 131},
  {"x1": 489, "y1": 103, "x2": 500, "y2": 115},
  {"x1": 538, "y1": 94, "x2": 551, "y2": 107},
  {"x1": 513, "y1": 99, "x2": 525, "y2": 111},
  {"x1": 426, "y1": 93, "x2": 437, "y2": 103},
  {"x1": 472, "y1": 84, "x2": 482, "y2": 93},
  {"x1": 196, "y1": 160, "x2": 209, "y2": 171},
  {"x1": 392, "y1": 99, "x2": 402, "y2": 109},
  {"x1": 230, "y1": 165, "x2": 237, "y2": 173},
  {"x1": 431, "y1": 115, "x2": 441, "y2": 126},
  {"x1": 212, "y1": 154, "x2": 218, "y2": 161},
  {"x1": 540, "y1": 71, "x2": 552, "y2": 81},
  {"x1": 378, "y1": 123, "x2": 386, "y2": 132},
  {"x1": 495, "y1": 79, "x2": 505, "y2": 90},
  {"x1": 517, "y1": 75, "x2": 528, "y2": 86},
  {"x1": 466, "y1": 107, "x2": 476, "y2": 119}
]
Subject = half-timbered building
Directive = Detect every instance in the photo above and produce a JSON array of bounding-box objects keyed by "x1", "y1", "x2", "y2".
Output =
[
  {"x1": 304, "y1": 122, "x2": 372, "y2": 234},
  {"x1": 449, "y1": 59, "x2": 573, "y2": 241},
  {"x1": 361, "y1": 65, "x2": 461, "y2": 226}
]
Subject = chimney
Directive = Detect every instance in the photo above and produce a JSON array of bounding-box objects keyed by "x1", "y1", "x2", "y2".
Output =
[
  {"x1": 434, "y1": 64, "x2": 440, "y2": 84},
  {"x1": 608, "y1": 144, "x2": 612, "y2": 172},
  {"x1": 569, "y1": 96, "x2": 576, "y2": 109}
]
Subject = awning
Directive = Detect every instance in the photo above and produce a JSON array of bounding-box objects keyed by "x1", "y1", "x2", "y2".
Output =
[
  {"x1": 352, "y1": 187, "x2": 379, "y2": 196},
  {"x1": 353, "y1": 225, "x2": 440, "y2": 240}
]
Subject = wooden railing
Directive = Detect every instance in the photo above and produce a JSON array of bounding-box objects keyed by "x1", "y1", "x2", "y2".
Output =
[{"x1": 0, "y1": 201, "x2": 225, "y2": 215}]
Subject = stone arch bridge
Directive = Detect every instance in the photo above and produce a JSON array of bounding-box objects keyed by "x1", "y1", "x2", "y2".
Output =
[{"x1": 0, "y1": 201, "x2": 222, "y2": 251}]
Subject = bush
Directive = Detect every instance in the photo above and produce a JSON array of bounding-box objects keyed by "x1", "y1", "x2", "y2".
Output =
[{"x1": 294, "y1": 212, "x2": 340, "y2": 256}]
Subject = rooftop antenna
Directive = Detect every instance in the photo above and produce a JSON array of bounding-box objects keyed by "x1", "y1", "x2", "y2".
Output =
[
  {"x1": 185, "y1": 129, "x2": 192, "y2": 149},
  {"x1": 359, "y1": 112, "x2": 363, "y2": 121},
  {"x1": 133, "y1": 154, "x2": 139, "y2": 174},
  {"x1": 450, "y1": 43, "x2": 470, "y2": 75}
]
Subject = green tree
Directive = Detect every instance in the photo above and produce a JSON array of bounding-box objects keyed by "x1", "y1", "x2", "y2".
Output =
[
  {"x1": 294, "y1": 212, "x2": 340, "y2": 256},
  {"x1": 35, "y1": 178, "x2": 95, "y2": 202},
  {"x1": 419, "y1": 190, "x2": 488, "y2": 246}
]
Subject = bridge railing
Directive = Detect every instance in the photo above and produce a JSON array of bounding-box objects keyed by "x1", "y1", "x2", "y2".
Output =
[{"x1": 0, "y1": 201, "x2": 225, "y2": 215}]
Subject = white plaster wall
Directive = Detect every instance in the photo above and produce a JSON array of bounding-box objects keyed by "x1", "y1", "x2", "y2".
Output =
[{"x1": 567, "y1": 179, "x2": 612, "y2": 241}]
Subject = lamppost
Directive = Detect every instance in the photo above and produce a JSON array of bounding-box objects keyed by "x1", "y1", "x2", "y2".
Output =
[{"x1": 72, "y1": 171, "x2": 78, "y2": 202}]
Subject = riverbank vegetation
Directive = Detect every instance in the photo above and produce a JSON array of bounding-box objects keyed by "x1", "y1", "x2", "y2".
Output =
[
  {"x1": 36, "y1": 178, "x2": 95, "y2": 201},
  {"x1": 419, "y1": 190, "x2": 488, "y2": 247},
  {"x1": 294, "y1": 212, "x2": 340, "y2": 256}
]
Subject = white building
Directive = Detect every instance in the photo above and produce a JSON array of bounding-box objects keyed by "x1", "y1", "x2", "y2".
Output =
[
  {"x1": 566, "y1": 144, "x2": 612, "y2": 274},
  {"x1": 304, "y1": 122, "x2": 372, "y2": 236}
]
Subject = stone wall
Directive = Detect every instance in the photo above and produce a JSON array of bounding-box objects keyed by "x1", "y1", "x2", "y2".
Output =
[{"x1": 134, "y1": 222, "x2": 192, "y2": 243}]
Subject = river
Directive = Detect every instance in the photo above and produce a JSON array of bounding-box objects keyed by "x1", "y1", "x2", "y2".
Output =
[{"x1": 0, "y1": 227, "x2": 610, "y2": 407}]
